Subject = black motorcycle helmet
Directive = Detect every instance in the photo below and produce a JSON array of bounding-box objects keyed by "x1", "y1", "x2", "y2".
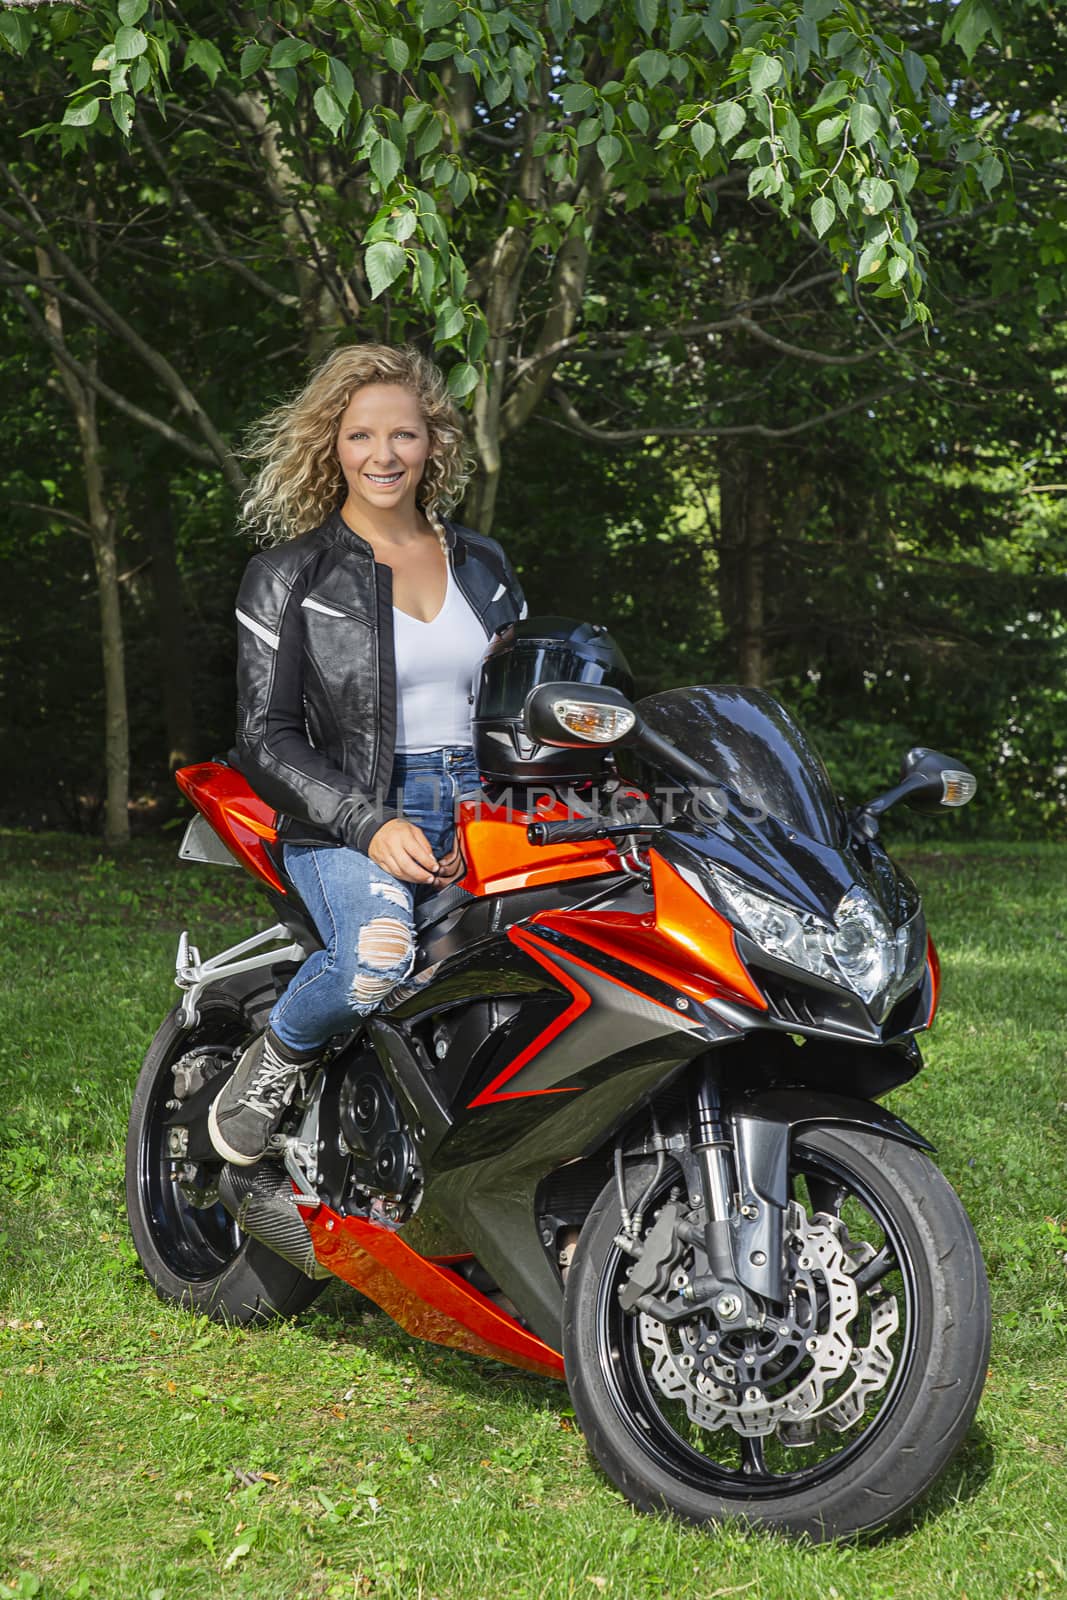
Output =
[{"x1": 471, "y1": 616, "x2": 635, "y2": 786}]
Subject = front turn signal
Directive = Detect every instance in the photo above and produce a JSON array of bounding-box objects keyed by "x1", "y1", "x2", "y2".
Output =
[{"x1": 551, "y1": 700, "x2": 636, "y2": 743}]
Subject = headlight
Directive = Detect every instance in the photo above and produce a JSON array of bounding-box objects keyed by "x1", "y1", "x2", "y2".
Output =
[{"x1": 702, "y1": 868, "x2": 926, "y2": 1020}]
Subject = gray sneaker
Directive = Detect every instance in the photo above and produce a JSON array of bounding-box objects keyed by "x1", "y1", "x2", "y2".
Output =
[{"x1": 207, "y1": 1030, "x2": 314, "y2": 1166}]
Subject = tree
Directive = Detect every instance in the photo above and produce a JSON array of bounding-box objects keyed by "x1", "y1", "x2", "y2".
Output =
[{"x1": 3, "y1": 0, "x2": 1004, "y2": 529}]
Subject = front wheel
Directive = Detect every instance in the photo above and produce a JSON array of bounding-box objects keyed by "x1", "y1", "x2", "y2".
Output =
[
  {"x1": 125, "y1": 990, "x2": 325, "y2": 1326},
  {"x1": 563, "y1": 1126, "x2": 989, "y2": 1542}
]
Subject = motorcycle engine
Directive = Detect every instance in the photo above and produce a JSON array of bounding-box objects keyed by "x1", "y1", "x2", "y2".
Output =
[{"x1": 337, "y1": 1065, "x2": 420, "y2": 1205}]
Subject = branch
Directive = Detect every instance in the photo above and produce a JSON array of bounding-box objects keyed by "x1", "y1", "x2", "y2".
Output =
[
  {"x1": 549, "y1": 382, "x2": 900, "y2": 442},
  {"x1": 0, "y1": 200, "x2": 245, "y2": 494},
  {"x1": 11, "y1": 499, "x2": 93, "y2": 536},
  {"x1": 135, "y1": 115, "x2": 300, "y2": 310},
  {"x1": 733, "y1": 313, "x2": 921, "y2": 367},
  {"x1": 506, "y1": 271, "x2": 844, "y2": 384},
  {"x1": 4, "y1": 276, "x2": 218, "y2": 464},
  {"x1": 500, "y1": 167, "x2": 611, "y2": 437}
]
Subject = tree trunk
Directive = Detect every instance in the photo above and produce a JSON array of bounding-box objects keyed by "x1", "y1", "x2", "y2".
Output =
[
  {"x1": 144, "y1": 494, "x2": 197, "y2": 773},
  {"x1": 36, "y1": 236, "x2": 130, "y2": 845},
  {"x1": 718, "y1": 446, "x2": 770, "y2": 688}
]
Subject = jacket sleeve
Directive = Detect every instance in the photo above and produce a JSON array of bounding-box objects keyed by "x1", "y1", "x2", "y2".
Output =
[{"x1": 233, "y1": 553, "x2": 397, "y2": 854}]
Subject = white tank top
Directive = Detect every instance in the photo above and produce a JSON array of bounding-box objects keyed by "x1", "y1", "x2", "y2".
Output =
[{"x1": 392, "y1": 554, "x2": 487, "y2": 752}]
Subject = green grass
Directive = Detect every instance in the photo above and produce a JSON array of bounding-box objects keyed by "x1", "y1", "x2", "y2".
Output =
[{"x1": 0, "y1": 832, "x2": 1065, "y2": 1600}]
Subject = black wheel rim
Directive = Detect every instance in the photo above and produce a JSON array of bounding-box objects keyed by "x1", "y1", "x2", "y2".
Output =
[
  {"x1": 595, "y1": 1144, "x2": 919, "y2": 1498},
  {"x1": 137, "y1": 1013, "x2": 245, "y2": 1282}
]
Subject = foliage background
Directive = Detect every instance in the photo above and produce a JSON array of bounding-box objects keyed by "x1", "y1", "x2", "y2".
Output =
[{"x1": 1, "y1": 0, "x2": 1065, "y2": 842}]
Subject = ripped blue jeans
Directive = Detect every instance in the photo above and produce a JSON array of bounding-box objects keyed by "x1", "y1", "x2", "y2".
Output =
[{"x1": 268, "y1": 745, "x2": 482, "y2": 1053}]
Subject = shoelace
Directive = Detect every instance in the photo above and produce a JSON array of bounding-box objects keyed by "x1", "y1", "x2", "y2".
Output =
[{"x1": 240, "y1": 1049, "x2": 303, "y2": 1116}]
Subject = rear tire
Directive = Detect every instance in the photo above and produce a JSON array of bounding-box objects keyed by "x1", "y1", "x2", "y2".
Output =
[
  {"x1": 563, "y1": 1127, "x2": 990, "y2": 1541},
  {"x1": 125, "y1": 989, "x2": 325, "y2": 1327}
]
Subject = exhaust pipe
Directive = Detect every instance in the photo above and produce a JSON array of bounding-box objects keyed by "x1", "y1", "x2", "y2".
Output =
[{"x1": 218, "y1": 1162, "x2": 331, "y2": 1280}]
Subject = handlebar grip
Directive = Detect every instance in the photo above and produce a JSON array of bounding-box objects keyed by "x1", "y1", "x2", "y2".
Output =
[{"x1": 526, "y1": 818, "x2": 606, "y2": 846}]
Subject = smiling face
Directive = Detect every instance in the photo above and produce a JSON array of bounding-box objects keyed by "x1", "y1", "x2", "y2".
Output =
[{"x1": 335, "y1": 382, "x2": 432, "y2": 526}]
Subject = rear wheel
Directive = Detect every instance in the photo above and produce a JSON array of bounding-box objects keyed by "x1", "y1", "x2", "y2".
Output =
[
  {"x1": 125, "y1": 991, "x2": 325, "y2": 1326},
  {"x1": 563, "y1": 1127, "x2": 989, "y2": 1541}
]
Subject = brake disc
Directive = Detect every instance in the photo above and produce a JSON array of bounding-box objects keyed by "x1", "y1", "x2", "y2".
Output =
[{"x1": 637, "y1": 1200, "x2": 899, "y2": 1441}]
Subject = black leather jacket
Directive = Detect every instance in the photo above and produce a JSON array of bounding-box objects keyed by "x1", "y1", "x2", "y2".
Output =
[{"x1": 231, "y1": 509, "x2": 527, "y2": 853}]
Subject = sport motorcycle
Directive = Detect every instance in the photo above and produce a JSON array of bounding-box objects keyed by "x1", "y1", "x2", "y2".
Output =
[{"x1": 125, "y1": 678, "x2": 989, "y2": 1541}]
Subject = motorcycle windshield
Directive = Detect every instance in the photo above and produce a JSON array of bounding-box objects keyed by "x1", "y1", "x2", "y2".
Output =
[{"x1": 628, "y1": 685, "x2": 842, "y2": 846}]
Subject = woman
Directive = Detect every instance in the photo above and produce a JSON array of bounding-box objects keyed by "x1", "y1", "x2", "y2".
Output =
[{"x1": 208, "y1": 344, "x2": 527, "y2": 1167}]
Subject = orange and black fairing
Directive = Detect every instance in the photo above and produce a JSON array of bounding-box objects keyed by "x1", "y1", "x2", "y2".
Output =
[
  {"x1": 462, "y1": 847, "x2": 765, "y2": 1110},
  {"x1": 456, "y1": 790, "x2": 623, "y2": 897},
  {"x1": 175, "y1": 761, "x2": 285, "y2": 893}
]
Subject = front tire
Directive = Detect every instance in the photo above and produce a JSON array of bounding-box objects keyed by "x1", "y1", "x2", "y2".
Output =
[
  {"x1": 563, "y1": 1126, "x2": 989, "y2": 1541},
  {"x1": 125, "y1": 991, "x2": 325, "y2": 1326}
]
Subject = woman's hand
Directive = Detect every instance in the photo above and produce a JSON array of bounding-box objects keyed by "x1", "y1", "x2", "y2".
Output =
[
  {"x1": 432, "y1": 835, "x2": 467, "y2": 888},
  {"x1": 367, "y1": 818, "x2": 465, "y2": 887}
]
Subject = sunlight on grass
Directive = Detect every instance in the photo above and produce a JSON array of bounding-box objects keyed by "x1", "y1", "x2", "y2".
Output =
[{"x1": 0, "y1": 834, "x2": 1064, "y2": 1599}]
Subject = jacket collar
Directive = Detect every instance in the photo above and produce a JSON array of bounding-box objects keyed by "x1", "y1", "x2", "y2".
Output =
[{"x1": 323, "y1": 507, "x2": 462, "y2": 558}]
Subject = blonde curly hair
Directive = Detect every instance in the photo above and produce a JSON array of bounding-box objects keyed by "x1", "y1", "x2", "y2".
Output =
[{"x1": 239, "y1": 343, "x2": 473, "y2": 548}]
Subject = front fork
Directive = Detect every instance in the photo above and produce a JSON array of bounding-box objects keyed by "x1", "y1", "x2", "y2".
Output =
[{"x1": 687, "y1": 1072, "x2": 791, "y2": 1313}]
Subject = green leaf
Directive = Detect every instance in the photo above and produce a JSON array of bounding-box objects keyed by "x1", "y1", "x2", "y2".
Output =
[
  {"x1": 856, "y1": 240, "x2": 884, "y2": 279},
  {"x1": 365, "y1": 239, "x2": 406, "y2": 298},
  {"x1": 269, "y1": 38, "x2": 313, "y2": 68},
  {"x1": 110, "y1": 91, "x2": 134, "y2": 136},
  {"x1": 887, "y1": 254, "x2": 908, "y2": 284},
  {"x1": 273, "y1": 65, "x2": 298, "y2": 104},
  {"x1": 0, "y1": 9, "x2": 31, "y2": 51},
  {"x1": 809, "y1": 78, "x2": 849, "y2": 114},
  {"x1": 690, "y1": 121, "x2": 715, "y2": 160},
  {"x1": 436, "y1": 301, "x2": 465, "y2": 339},
  {"x1": 803, "y1": 0, "x2": 838, "y2": 18},
  {"x1": 748, "y1": 53, "x2": 782, "y2": 94},
  {"x1": 635, "y1": 50, "x2": 670, "y2": 88},
  {"x1": 370, "y1": 135, "x2": 401, "y2": 188},
  {"x1": 861, "y1": 176, "x2": 893, "y2": 213},
  {"x1": 576, "y1": 116, "x2": 601, "y2": 146},
  {"x1": 902, "y1": 48, "x2": 926, "y2": 94},
  {"x1": 118, "y1": 0, "x2": 147, "y2": 23},
  {"x1": 313, "y1": 85, "x2": 345, "y2": 136},
  {"x1": 714, "y1": 100, "x2": 744, "y2": 143},
  {"x1": 944, "y1": 0, "x2": 1001, "y2": 63},
  {"x1": 384, "y1": 35, "x2": 410, "y2": 73},
  {"x1": 597, "y1": 133, "x2": 622, "y2": 167},
  {"x1": 573, "y1": 0, "x2": 600, "y2": 18},
  {"x1": 48, "y1": 8, "x2": 82, "y2": 43},
  {"x1": 978, "y1": 152, "x2": 1004, "y2": 194},
  {"x1": 414, "y1": 248, "x2": 438, "y2": 306},
  {"x1": 328, "y1": 56, "x2": 355, "y2": 110},
  {"x1": 415, "y1": 115, "x2": 442, "y2": 156},
  {"x1": 185, "y1": 39, "x2": 226, "y2": 87},
  {"x1": 849, "y1": 101, "x2": 880, "y2": 146},
  {"x1": 561, "y1": 81, "x2": 595, "y2": 114},
  {"x1": 627, "y1": 99, "x2": 649, "y2": 133},
  {"x1": 447, "y1": 362, "x2": 479, "y2": 399},
  {"x1": 390, "y1": 209, "x2": 417, "y2": 243},
  {"x1": 656, "y1": 123, "x2": 679, "y2": 143},
  {"x1": 423, "y1": 0, "x2": 458, "y2": 24},
  {"x1": 239, "y1": 42, "x2": 268, "y2": 77},
  {"x1": 114, "y1": 26, "x2": 147, "y2": 60},
  {"x1": 669, "y1": 14, "x2": 701, "y2": 50},
  {"x1": 811, "y1": 193, "x2": 835, "y2": 236},
  {"x1": 62, "y1": 96, "x2": 101, "y2": 127},
  {"x1": 635, "y1": 0, "x2": 658, "y2": 37},
  {"x1": 816, "y1": 112, "x2": 846, "y2": 144}
]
